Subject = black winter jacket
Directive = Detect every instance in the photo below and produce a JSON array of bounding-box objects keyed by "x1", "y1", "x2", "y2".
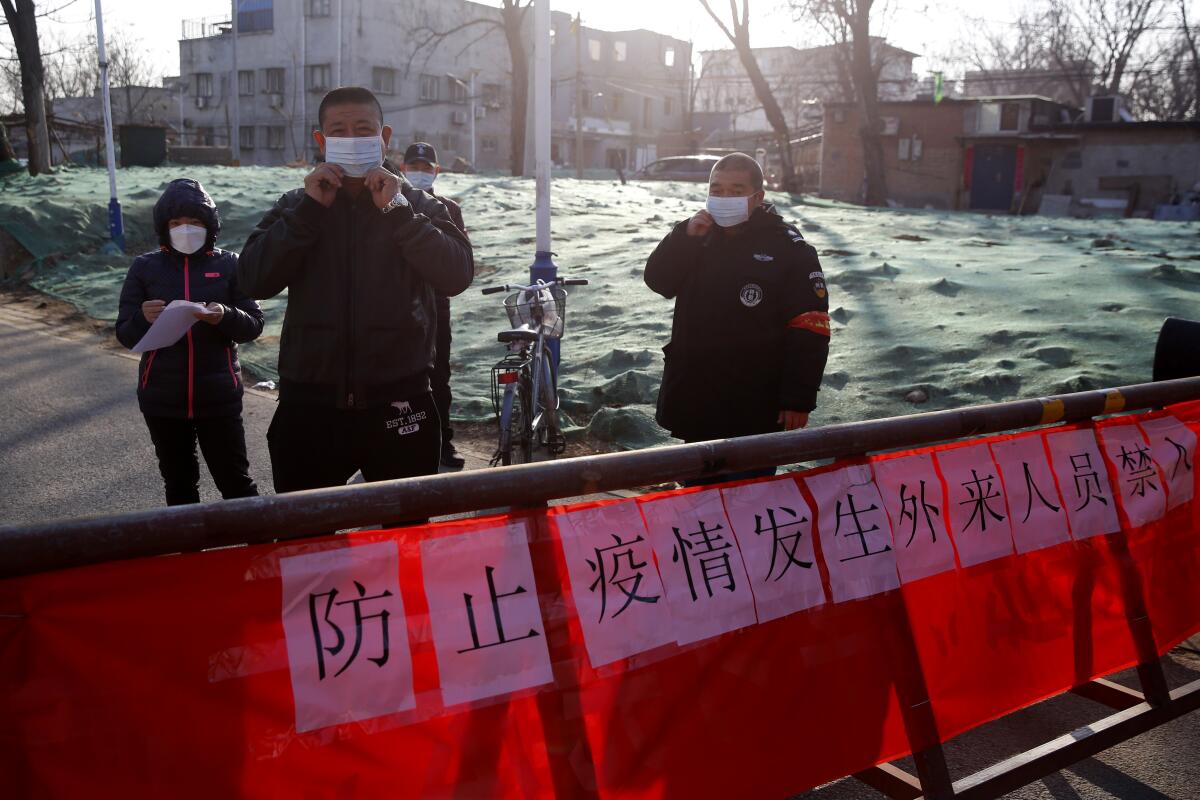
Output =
[
  {"x1": 644, "y1": 204, "x2": 830, "y2": 441},
  {"x1": 116, "y1": 247, "x2": 265, "y2": 419},
  {"x1": 237, "y1": 178, "x2": 474, "y2": 409}
]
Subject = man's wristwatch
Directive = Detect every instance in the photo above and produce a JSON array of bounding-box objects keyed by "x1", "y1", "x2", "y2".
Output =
[{"x1": 380, "y1": 191, "x2": 411, "y2": 214}]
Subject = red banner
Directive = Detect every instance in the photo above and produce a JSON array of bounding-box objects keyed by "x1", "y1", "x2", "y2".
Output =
[{"x1": 2, "y1": 404, "x2": 1199, "y2": 799}]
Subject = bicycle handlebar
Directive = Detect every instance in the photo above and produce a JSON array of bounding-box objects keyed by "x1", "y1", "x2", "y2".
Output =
[{"x1": 480, "y1": 277, "x2": 589, "y2": 295}]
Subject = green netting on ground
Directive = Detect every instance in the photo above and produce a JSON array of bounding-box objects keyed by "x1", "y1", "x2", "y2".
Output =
[{"x1": 2, "y1": 165, "x2": 1198, "y2": 450}]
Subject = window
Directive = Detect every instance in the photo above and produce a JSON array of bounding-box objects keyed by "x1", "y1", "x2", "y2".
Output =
[
  {"x1": 420, "y1": 74, "x2": 439, "y2": 102},
  {"x1": 305, "y1": 0, "x2": 330, "y2": 16},
  {"x1": 238, "y1": 70, "x2": 254, "y2": 96},
  {"x1": 195, "y1": 72, "x2": 213, "y2": 97},
  {"x1": 613, "y1": 41, "x2": 627, "y2": 62},
  {"x1": 663, "y1": 97, "x2": 673, "y2": 115},
  {"x1": 1000, "y1": 102, "x2": 1020, "y2": 131},
  {"x1": 664, "y1": 47, "x2": 675, "y2": 67},
  {"x1": 449, "y1": 76, "x2": 468, "y2": 104},
  {"x1": 306, "y1": 64, "x2": 331, "y2": 91},
  {"x1": 588, "y1": 38, "x2": 601, "y2": 61},
  {"x1": 237, "y1": 0, "x2": 273, "y2": 33},
  {"x1": 265, "y1": 68, "x2": 285, "y2": 93},
  {"x1": 482, "y1": 136, "x2": 498, "y2": 152},
  {"x1": 442, "y1": 132, "x2": 460, "y2": 152},
  {"x1": 372, "y1": 67, "x2": 396, "y2": 95},
  {"x1": 267, "y1": 126, "x2": 285, "y2": 150},
  {"x1": 610, "y1": 91, "x2": 623, "y2": 114},
  {"x1": 196, "y1": 126, "x2": 215, "y2": 146},
  {"x1": 643, "y1": 96, "x2": 652, "y2": 125},
  {"x1": 239, "y1": 126, "x2": 255, "y2": 149},
  {"x1": 482, "y1": 83, "x2": 502, "y2": 107}
]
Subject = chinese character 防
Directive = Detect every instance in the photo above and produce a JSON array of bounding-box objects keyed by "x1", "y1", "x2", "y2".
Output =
[
  {"x1": 1117, "y1": 443, "x2": 1158, "y2": 498},
  {"x1": 308, "y1": 580, "x2": 394, "y2": 681},
  {"x1": 835, "y1": 491, "x2": 891, "y2": 561},
  {"x1": 1165, "y1": 436, "x2": 1193, "y2": 480},
  {"x1": 457, "y1": 565, "x2": 540, "y2": 654},
  {"x1": 671, "y1": 520, "x2": 737, "y2": 601},
  {"x1": 753, "y1": 505, "x2": 813, "y2": 581},
  {"x1": 1020, "y1": 461, "x2": 1061, "y2": 522},
  {"x1": 1069, "y1": 452, "x2": 1109, "y2": 511},
  {"x1": 585, "y1": 533, "x2": 661, "y2": 622},
  {"x1": 898, "y1": 480, "x2": 940, "y2": 547},
  {"x1": 959, "y1": 468, "x2": 1006, "y2": 533}
]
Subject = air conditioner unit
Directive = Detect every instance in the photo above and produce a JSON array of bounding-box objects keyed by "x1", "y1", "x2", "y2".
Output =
[
  {"x1": 268, "y1": 93, "x2": 284, "y2": 109},
  {"x1": 194, "y1": 96, "x2": 209, "y2": 109},
  {"x1": 451, "y1": 110, "x2": 468, "y2": 125},
  {"x1": 474, "y1": 105, "x2": 486, "y2": 119},
  {"x1": 1087, "y1": 95, "x2": 1122, "y2": 123}
]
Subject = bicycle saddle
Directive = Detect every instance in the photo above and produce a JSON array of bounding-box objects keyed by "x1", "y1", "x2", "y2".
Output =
[{"x1": 498, "y1": 327, "x2": 539, "y2": 343}]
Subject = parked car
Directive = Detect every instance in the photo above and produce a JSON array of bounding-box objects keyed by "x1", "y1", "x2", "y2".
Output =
[{"x1": 633, "y1": 155, "x2": 721, "y2": 182}]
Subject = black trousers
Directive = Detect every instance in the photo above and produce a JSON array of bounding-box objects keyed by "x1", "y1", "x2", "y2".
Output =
[
  {"x1": 431, "y1": 295, "x2": 454, "y2": 443},
  {"x1": 144, "y1": 415, "x2": 259, "y2": 506},
  {"x1": 267, "y1": 392, "x2": 442, "y2": 494}
]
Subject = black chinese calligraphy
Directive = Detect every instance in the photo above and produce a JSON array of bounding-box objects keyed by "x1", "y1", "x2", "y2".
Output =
[
  {"x1": 1069, "y1": 452, "x2": 1109, "y2": 511},
  {"x1": 898, "y1": 480, "x2": 941, "y2": 547},
  {"x1": 959, "y1": 468, "x2": 1006, "y2": 533},
  {"x1": 671, "y1": 521, "x2": 737, "y2": 601},
  {"x1": 753, "y1": 506, "x2": 813, "y2": 581},
  {"x1": 308, "y1": 580, "x2": 393, "y2": 681},
  {"x1": 586, "y1": 533, "x2": 661, "y2": 622},
  {"x1": 834, "y1": 492, "x2": 892, "y2": 561},
  {"x1": 1019, "y1": 461, "x2": 1061, "y2": 523},
  {"x1": 1116, "y1": 443, "x2": 1158, "y2": 498},
  {"x1": 458, "y1": 565, "x2": 540, "y2": 654},
  {"x1": 1165, "y1": 436, "x2": 1194, "y2": 480}
]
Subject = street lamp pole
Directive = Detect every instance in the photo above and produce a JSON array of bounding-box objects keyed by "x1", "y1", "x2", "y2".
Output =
[{"x1": 94, "y1": 0, "x2": 123, "y2": 252}]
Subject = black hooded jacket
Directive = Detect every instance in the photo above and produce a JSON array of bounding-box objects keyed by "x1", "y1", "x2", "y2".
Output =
[
  {"x1": 115, "y1": 179, "x2": 266, "y2": 419},
  {"x1": 237, "y1": 171, "x2": 474, "y2": 410},
  {"x1": 645, "y1": 204, "x2": 830, "y2": 441}
]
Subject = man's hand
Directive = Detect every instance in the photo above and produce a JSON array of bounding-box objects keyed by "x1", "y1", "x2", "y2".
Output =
[
  {"x1": 194, "y1": 302, "x2": 224, "y2": 326},
  {"x1": 779, "y1": 410, "x2": 809, "y2": 431},
  {"x1": 364, "y1": 167, "x2": 402, "y2": 211},
  {"x1": 304, "y1": 163, "x2": 345, "y2": 207},
  {"x1": 686, "y1": 209, "x2": 715, "y2": 238},
  {"x1": 142, "y1": 299, "x2": 165, "y2": 324}
]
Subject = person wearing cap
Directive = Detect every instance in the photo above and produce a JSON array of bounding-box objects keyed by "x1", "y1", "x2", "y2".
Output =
[
  {"x1": 238, "y1": 87, "x2": 473, "y2": 497},
  {"x1": 116, "y1": 178, "x2": 265, "y2": 505},
  {"x1": 398, "y1": 141, "x2": 468, "y2": 470}
]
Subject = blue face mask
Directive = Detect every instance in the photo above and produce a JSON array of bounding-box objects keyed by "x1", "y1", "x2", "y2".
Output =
[
  {"x1": 323, "y1": 135, "x2": 384, "y2": 177},
  {"x1": 706, "y1": 195, "x2": 751, "y2": 227},
  {"x1": 405, "y1": 170, "x2": 436, "y2": 191}
]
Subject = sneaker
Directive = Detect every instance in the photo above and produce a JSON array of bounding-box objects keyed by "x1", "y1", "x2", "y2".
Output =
[{"x1": 441, "y1": 440, "x2": 466, "y2": 469}]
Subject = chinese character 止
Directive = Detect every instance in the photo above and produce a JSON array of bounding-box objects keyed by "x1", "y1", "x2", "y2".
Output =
[
  {"x1": 898, "y1": 480, "x2": 940, "y2": 547},
  {"x1": 1020, "y1": 461, "x2": 1061, "y2": 522},
  {"x1": 1117, "y1": 443, "x2": 1158, "y2": 498},
  {"x1": 959, "y1": 468, "x2": 1006, "y2": 533},
  {"x1": 457, "y1": 565, "x2": 540, "y2": 653},
  {"x1": 1165, "y1": 436, "x2": 1193, "y2": 480},
  {"x1": 308, "y1": 580, "x2": 394, "y2": 680},
  {"x1": 671, "y1": 520, "x2": 737, "y2": 601},
  {"x1": 753, "y1": 505, "x2": 813, "y2": 581},
  {"x1": 1069, "y1": 452, "x2": 1109, "y2": 511},
  {"x1": 835, "y1": 492, "x2": 892, "y2": 561},
  {"x1": 585, "y1": 533, "x2": 661, "y2": 622}
]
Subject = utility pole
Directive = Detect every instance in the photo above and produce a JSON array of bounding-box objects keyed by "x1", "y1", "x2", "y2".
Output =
[
  {"x1": 94, "y1": 0, "x2": 123, "y2": 251},
  {"x1": 574, "y1": 12, "x2": 583, "y2": 179},
  {"x1": 231, "y1": 0, "x2": 241, "y2": 164},
  {"x1": 469, "y1": 72, "x2": 477, "y2": 168}
]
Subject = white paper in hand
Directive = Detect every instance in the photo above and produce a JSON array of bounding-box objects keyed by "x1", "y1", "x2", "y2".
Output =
[{"x1": 132, "y1": 300, "x2": 207, "y2": 353}]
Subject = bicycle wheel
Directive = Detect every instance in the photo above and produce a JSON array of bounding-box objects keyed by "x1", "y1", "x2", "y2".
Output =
[
  {"x1": 516, "y1": 377, "x2": 535, "y2": 464},
  {"x1": 497, "y1": 382, "x2": 519, "y2": 466}
]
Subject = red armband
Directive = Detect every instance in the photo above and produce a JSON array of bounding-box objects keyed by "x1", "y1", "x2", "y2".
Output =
[{"x1": 788, "y1": 310, "x2": 831, "y2": 337}]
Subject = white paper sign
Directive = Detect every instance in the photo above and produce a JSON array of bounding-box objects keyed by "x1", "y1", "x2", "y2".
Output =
[
  {"x1": 1045, "y1": 428, "x2": 1122, "y2": 539},
  {"x1": 639, "y1": 489, "x2": 758, "y2": 645},
  {"x1": 1097, "y1": 424, "x2": 1167, "y2": 528},
  {"x1": 421, "y1": 522, "x2": 554, "y2": 708},
  {"x1": 280, "y1": 541, "x2": 415, "y2": 733},
  {"x1": 990, "y1": 437, "x2": 1072, "y2": 553},
  {"x1": 870, "y1": 453, "x2": 958, "y2": 583},
  {"x1": 804, "y1": 465, "x2": 900, "y2": 602},
  {"x1": 555, "y1": 502, "x2": 674, "y2": 667},
  {"x1": 721, "y1": 477, "x2": 826, "y2": 622},
  {"x1": 1138, "y1": 416, "x2": 1197, "y2": 510},
  {"x1": 935, "y1": 443, "x2": 1016, "y2": 567},
  {"x1": 131, "y1": 299, "x2": 206, "y2": 353}
]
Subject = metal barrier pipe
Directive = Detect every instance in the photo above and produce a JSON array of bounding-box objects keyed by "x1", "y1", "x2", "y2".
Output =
[{"x1": 2, "y1": 377, "x2": 1199, "y2": 579}]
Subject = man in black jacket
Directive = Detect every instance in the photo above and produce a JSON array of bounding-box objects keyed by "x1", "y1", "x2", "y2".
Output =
[
  {"x1": 398, "y1": 141, "x2": 467, "y2": 470},
  {"x1": 238, "y1": 87, "x2": 474, "y2": 494},
  {"x1": 645, "y1": 153, "x2": 830, "y2": 479}
]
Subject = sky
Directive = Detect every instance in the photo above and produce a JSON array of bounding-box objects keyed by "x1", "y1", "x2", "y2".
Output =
[{"x1": 5, "y1": 0, "x2": 1027, "y2": 85}]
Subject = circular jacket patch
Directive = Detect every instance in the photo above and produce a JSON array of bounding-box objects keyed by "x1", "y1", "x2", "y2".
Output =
[{"x1": 739, "y1": 283, "x2": 764, "y2": 307}]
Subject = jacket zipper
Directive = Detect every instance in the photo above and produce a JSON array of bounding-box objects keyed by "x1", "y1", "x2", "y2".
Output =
[
  {"x1": 226, "y1": 346, "x2": 239, "y2": 389},
  {"x1": 184, "y1": 255, "x2": 195, "y2": 419},
  {"x1": 346, "y1": 201, "x2": 356, "y2": 407},
  {"x1": 141, "y1": 350, "x2": 157, "y2": 389}
]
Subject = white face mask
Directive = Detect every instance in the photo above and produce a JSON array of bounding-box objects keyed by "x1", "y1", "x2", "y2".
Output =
[
  {"x1": 405, "y1": 170, "x2": 436, "y2": 191},
  {"x1": 169, "y1": 224, "x2": 207, "y2": 254},
  {"x1": 323, "y1": 135, "x2": 384, "y2": 177},
  {"x1": 706, "y1": 195, "x2": 752, "y2": 228}
]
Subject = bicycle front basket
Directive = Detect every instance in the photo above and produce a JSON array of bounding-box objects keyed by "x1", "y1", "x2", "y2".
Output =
[{"x1": 503, "y1": 285, "x2": 567, "y2": 339}]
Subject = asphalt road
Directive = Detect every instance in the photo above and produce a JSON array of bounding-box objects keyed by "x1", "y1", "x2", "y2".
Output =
[{"x1": 2, "y1": 297, "x2": 1197, "y2": 798}]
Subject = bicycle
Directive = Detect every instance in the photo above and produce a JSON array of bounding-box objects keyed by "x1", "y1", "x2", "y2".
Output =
[{"x1": 482, "y1": 276, "x2": 588, "y2": 466}]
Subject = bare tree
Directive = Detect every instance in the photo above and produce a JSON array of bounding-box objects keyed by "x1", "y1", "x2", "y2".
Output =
[
  {"x1": 406, "y1": 0, "x2": 532, "y2": 176},
  {"x1": 791, "y1": 0, "x2": 889, "y2": 205},
  {"x1": 0, "y1": 0, "x2": 52, "y2": 174},
  {"x1": 697, "y1": 0, "x2": 797, "y2": 189},
  {"x1": 1128, "y1": 0, "x2": 1198, "y2": 119}
]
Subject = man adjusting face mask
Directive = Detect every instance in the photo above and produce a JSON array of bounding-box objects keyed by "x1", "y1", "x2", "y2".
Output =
[
  {"x1": 705, "y1": 194, "x2": 753, "y2": 228},
  {"x1": 322, "y1": 135, "x2": 385, "y2": 178}
]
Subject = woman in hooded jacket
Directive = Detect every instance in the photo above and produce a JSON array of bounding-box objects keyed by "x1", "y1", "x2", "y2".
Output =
[{"x1": 116, "y1": 178, "x2": 265, "y2": 505}]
